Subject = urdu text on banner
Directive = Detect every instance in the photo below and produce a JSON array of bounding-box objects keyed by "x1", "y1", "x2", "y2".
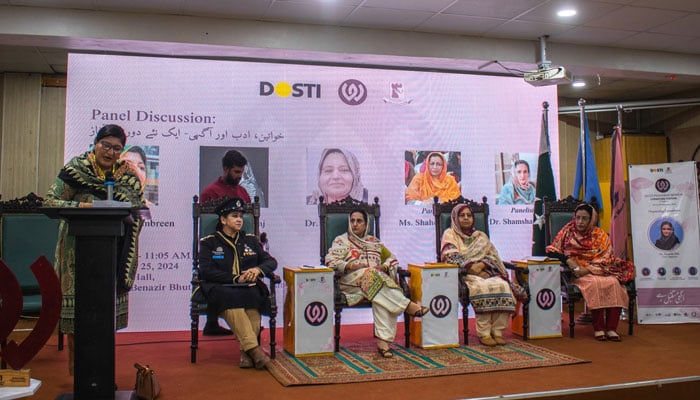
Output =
[{"x1": 65, "y1": 54, "x2": 559, "y2": 331}]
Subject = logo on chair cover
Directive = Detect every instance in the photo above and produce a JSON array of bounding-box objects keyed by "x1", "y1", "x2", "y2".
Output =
[
  {"x1": 304, "y1": 301, "x2": 328, "y2": 326},
  {"x1": 429, "y1": 295, "x2": 451, "y2": 318},
  {"x1": 536, "y1": 289, "x2": 557, "y2": 310},
  {"x1": 655, "y1": 178, "x2": 671, "y2": 193}
]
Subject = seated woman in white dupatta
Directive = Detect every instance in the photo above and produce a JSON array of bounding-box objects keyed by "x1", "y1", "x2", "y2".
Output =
[
  {"x1": 325, "y1": 208, "x2": 428, "y2": 358},
  {"x1": 440, "y1": 203, "x2": 517, "y2": 347}
]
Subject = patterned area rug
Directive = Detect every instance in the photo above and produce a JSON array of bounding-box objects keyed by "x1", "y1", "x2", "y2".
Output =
[{"x1": 267, "y1": 339, "x2": 589, "y2": 386}]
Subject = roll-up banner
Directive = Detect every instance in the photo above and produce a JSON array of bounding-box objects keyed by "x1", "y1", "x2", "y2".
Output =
[{"x1": 629, "y1": 161, "x2": 700, "y2": 324}]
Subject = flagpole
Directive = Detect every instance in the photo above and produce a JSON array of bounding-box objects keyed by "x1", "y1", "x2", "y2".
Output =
[
  {"x1": 614, "y1": 104, "x2": 629, "y2": 321},
  {"x1": 577, "y1": 98, "x2": 594, "y2": 324},
  {"x1": 616, "y1": 105, "x2": 623, "y2": 130},
  {"x1": 578, "y1": 98, "x2": 587, "y2": 198},
  {"x1": 615, "y1": 104, "x2": 626, "y2": 254},
  {"x1": 532, "y1": 100, "x2": 556, "y2": 256}
]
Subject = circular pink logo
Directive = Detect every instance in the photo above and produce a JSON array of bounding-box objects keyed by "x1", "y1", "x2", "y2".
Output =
[
  {"x1": 428, "y1": 295, "x2": 450, "y2": 318},
  {"x1": 536, "y1": 289, "x2": 556, "y2": 310},
  {"x1": 338, "y1": 79, "x2": 367, "y2": 105},
  {"x1": 304, "y1": 301, "x2": 328, "y2": 326}
]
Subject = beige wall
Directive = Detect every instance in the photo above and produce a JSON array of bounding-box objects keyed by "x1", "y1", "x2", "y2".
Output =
[
  {"x1": 665, "y1": 107, "x2": 700, "y2": 163},
  {"x1": 668, "y1": 128, "x2": 700, "y2": 164},
  {"x1": 557, "y1": 118, "x2": 582, "y2": 198},
  {"x1": 38, "y1": 84, "x2": 67, "y2": 194},
  {"x1": 0, "y1": 73, "x2": 65, "y2": 199}
]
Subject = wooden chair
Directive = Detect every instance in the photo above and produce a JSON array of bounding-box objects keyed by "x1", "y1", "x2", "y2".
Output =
[
  {"x1": 433, "y1": 195, "x2": 529, "y2": 344},
  {"x1": 543, "y1": 195, "x2": 636, "y2": 338},
  {"x1": 190, "y1": 195, "x2": 280, "y2": 363},
  {"x1": 318, "y1": 196, "x2": 411, "y2": 352}
]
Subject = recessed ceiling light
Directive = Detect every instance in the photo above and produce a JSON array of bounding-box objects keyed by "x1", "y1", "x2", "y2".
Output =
[
  {"x1": 572, "y1": 80, "x2": 586, "y2": 88},
  {"x1": 557, "y1": 9, "x2": 577, "y2": 17}
]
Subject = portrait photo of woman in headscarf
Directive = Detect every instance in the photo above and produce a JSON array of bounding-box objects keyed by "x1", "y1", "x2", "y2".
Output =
[
  {"x1": 650, "y1": 219, "x2": 683, "y2": 251},
  {"x1": 307, "y1": 148, "x2": 368, "y2": 205},
  {"x1": 495, "y1": 153, "x2": 537, "y2": 205},
  {"x1": 405, "y1": 150, "x2": 461, "y2": 205},
  {"x1": 120, "y1": 145, "x2": 159, "y2": 206}
]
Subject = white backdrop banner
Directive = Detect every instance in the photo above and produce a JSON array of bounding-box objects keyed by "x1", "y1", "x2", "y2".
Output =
[
  {"x1": 629, "y1": 161, "x2": 700, "y2": 324},
  {"x1": 65, "y1": 54, "x2": 559, "y2": 331}
]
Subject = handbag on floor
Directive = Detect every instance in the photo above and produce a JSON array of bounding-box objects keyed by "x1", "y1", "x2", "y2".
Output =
[{"x1": 134, "y1": 363, "x2": 161, "y2": 400}]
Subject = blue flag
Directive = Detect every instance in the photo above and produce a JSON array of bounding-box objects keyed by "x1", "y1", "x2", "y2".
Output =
[{"x1": 573, "y1": 116, "x2": 603, "y2": 209}]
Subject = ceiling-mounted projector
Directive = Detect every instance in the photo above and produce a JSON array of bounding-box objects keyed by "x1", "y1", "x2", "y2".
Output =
[
  {"x1": 524, "y1": 35, "x2": 572, "y2": 86},
  {"x1": 524, "y1": 66, "x2": 572, "y2": 86}
]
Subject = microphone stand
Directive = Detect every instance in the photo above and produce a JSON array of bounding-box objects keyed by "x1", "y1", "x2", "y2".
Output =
[{"x1": 93, "y1": 172, "x2": 132, "y2": 208}]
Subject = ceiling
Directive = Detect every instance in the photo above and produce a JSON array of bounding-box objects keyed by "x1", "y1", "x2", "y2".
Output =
[{"x1": 1, "y1": 0, "x2": 700, "y2": 104}]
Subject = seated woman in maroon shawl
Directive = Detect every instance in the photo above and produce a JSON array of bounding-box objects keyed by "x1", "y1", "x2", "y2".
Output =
[{"x1": 546, "y1": 203, "x2": 635, "y2": 341}]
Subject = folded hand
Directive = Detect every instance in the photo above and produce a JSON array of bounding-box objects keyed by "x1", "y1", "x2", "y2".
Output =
[{"x1": 239, "y1": 268, "x2": 260, "y2": 282}]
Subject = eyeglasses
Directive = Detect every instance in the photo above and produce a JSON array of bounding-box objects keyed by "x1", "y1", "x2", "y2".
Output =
[{"x1": 99, "y1": 141, "x2": 124, "y2": 154}]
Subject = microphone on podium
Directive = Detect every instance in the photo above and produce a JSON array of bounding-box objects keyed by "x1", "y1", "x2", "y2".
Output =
[
  {"x1": 93, "y1": 171, "x2": 132, "y2": 207},
  {"x1": 104, "y1": 171, "x2": 115, "y2": 201}
]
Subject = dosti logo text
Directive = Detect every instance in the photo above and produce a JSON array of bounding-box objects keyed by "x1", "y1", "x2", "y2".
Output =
[{"x1": 259, "y1": 81, "x2": 321, "y2": 98}]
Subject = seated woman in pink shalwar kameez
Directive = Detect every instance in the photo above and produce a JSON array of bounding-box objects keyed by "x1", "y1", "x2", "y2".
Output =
[{"x1": 546, "y1": 203, "x2": 636, "y2": 341}]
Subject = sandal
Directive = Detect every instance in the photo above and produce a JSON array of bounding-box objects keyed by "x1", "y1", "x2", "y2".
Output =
[
  {"x1": 606, "y1": 331, "x2": 621, "y2": 342},
  {"x1": 594, "y1": 331, "x2": 606, "y2": 341},
  {"x1": 377, "y1": 347, "x2": 394, "y2": 358},
  {"x1": 405, "y1": 302, "x2": 430, "y2": 317},
  {"x1": 413, "y1": 306, "x2": 430, "y2": 317},
  {"x1": 479, "y1": 335, "x2": 497, "y2": 347}
]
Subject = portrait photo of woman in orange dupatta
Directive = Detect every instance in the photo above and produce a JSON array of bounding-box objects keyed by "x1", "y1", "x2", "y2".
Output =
[{"x1": 405, "y1": 151, "x2": 461, "y2": 205}]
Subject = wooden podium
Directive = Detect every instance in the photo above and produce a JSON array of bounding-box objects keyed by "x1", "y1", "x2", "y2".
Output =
[{"x1": 44, "y1": 207, "x2": 137, "y2": 400}]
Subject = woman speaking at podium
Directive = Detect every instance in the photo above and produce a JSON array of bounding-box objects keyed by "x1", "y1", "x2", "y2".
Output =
[{"x1": 45, "y1": 124, "x2": 145, "y2": 374}]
